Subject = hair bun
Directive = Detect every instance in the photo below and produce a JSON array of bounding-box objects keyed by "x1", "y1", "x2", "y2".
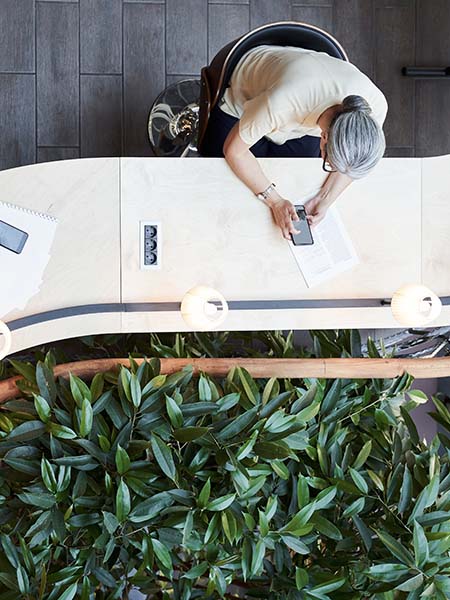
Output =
[{"x1": 342, "y1": 94, "x2": 371, "y2": 116}]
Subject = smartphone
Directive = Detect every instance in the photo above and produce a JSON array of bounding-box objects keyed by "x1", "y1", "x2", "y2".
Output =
[
  {"x1": 290, "y1": 205, "x2": 314, "y2": 246},
  {"x1": 0, "y1": 220, "x2": 29, "y2": 254}
]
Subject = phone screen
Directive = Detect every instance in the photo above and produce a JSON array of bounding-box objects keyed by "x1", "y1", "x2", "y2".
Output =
[
  {"x1": 0, "y1": 220, "x2": 29, "y2": 254},
  {"x1": 290, "y1": 206, "x2": 314, "y2": 246}
]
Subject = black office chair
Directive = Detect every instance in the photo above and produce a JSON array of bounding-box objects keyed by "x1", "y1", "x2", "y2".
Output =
[{"x1": 148, "y1": 21, "x2": 348, "y2": 157}]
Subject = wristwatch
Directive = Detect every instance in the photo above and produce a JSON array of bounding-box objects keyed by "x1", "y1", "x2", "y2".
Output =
[{"x1": 256, "y1": 182, "x2": 276, "y2": 202}]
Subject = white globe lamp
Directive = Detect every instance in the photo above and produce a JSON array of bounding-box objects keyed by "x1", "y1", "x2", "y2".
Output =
[
  {"x1": 390, "y1": 284, "x2": 442, "y2": 326},
  {"x1": 0, "y1": 321, "x2": 12, "y2": 361},
  {"x1": 181, "y1": 286, "x2": 228, "y2": 330}
]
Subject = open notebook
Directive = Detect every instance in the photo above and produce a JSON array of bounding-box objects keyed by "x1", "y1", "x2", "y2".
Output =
[
  {"x1": 0, "y1": 202, "x2": 58, "y2": 319},
  {"x1": 288, "y1": 204, "x2": 359, "y2": 288}
]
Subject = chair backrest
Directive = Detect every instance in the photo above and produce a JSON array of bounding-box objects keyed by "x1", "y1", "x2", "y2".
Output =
[{"x1": 198, "y1": 21, "x2": 349, "y2": 153}]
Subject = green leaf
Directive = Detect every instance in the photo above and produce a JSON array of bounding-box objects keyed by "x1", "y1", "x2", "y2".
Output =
[
  {"x1": 115, "y1": 445, "x2": 131, "y2": 475},
  {"x1": 254, "y1": 441, "x2": 292, "y2": 459},
  {"x1": 310, "y1": 577, "x2": 346, "y2": 594},
  {"x1": 396, "y1": 573, "x2": 424, "y2": 592},
  {"x1": 8, "y1": 359, "x2": 37, "y2": 383},
  {"x1": 129, "y1": 492, "x2": 173, "y2": 523},
  {"x1": 258, "y1": 510, "x2": 269, "y2": 538},
  {"x1": 151, "y1": 434, "x2": 177, "y2": 481},
  {"x1": 311, "y1": 515, "x2": 342, "y2": 541},
  {"x1": 0, "y1": 535, "x2": 19, "y2": 568},
  {"x1": 216, "y1": 392, "x2": 240, "y2": 413},
  {"x1": 183, "y1": 561, "x2": 209, "y2": 580},
  {"x1": 271, "y1": 459, "x2": 290, "y2": 480},
  {"x1": 49, "y1": 422, "x2": 77, "y2": 439},
  {"x1": 18, "y1": 491, "x2": 55, "y2": 509},
  {"x1": 204, "y1": 513, "x2": 220, "y2": 544},
  {"x1": 79, "y1": 398, "x2": 93, "y2": 437},
  {"x1": 151, "y1": 538, "x2": 172, "y2": 571},
  {"x1": 349, "y1": 467, "x2": 369, "y2": 494},
  {"x1": 6, "y1": 420, "x2": 46, "y2": 442},
  {"x1": 398, "y1": 465, "x2": 412, "y2": 515},
  {"x1": 353, "y1": 440, "x2": 372, "y2": 469},
  {"x1": 260, "y1": 391, "x2": 293, "y2": 419},
  {"x1": 236, "y1": 367, "x2": 260, "y2": 405},
  {"x1": 262, "y1": 377, "x2": 280, "y2": 406},
  {"x1": 343, "y1": 497, "x2": 365, "y2": 518},
  {"x1": 103, "y1": 511, "x2": 120, "y2": 534},
  {"x1": 367, "y1": 563, "x2": 410, "y2": 583},
  {"x1": 36, "y1": 361, "x2": 57, "y2": 404},
  {"x1": 56, "y1": 581, "x2": 79, "y2": 600},
  {"x1": 284, "y1": 503, "x2": 316, "y2": 533},
  {"x1": 206, "y1": 493, "x2": 235, "y2": 512},
  {"x1": 236, "y1": 431, "x2": 258, "y2": 460},
  {"x1": 409, "y1": 474, "x2": 440, "y2": 523},
  {"x1": 321, "y1": 379, "x2": 341, "y2": 415},
  {"x1": 350, "y1": 329, "x2": 362, "y2": 358},
  {"x1": 314, "y1": 486, "x2": 337, "y2": 510},
  {"x1": 376, "y1": 530, "x2": 415, "y2": 566},
  {"x1": 198, "y1": 478, "x2": 211, "y2": 509},
  {"x1": 90, "y1": 373, "x2": 104, "y2": 402},
  {"x1": 413, "y1": 520, "x2": 429, "y2": 567},
  {"x1": 116, "y1": 479, "x2": 131, "y2": 522},
  {"x1": 183, "y1": 510, "x2": 194, "y2": 546},
  {"x1": 130, "y1": 373, "x2": 142, "y2": 408},
  {"x1": 217, "y1": 407, "x2": 258, "y2": 441},
  {"x1": 198, "y1": 376, "x2": 212, "y2": 402},
  {"x1": 173, "y1": 426, "x2": 209, "y2": 442},
  {"x1": 295, "y1": 567, "x2": 308, "y2": 590},
  {"x1": 250, "y1": 539, "x2": 265, "y2": 576},
  {"x1": 41, "y1": 457, "x2": 57, "y2": 493},
  {"x1": 17, "y1": 565, "x2": 29, "y2": 595},
  {"x1": 165, "y1": 394, "x2": 183, "y2": 428},
  {"x1": 281, "y1": 535, "x2": 310, "y2": 555},
  {"x1": 33, "y1": 394, "x2": 51, "y2": 423},
  {"x1": 296, "y1": 398, "x2": 321, "y2": 422},
  {"x1": 297, "y1": 476, "x2": 310, "y2": 509},
  {"x1": 69, "y1": 373, "x2": 91, "y2": 407},
  {"x1": 241, "y1": 537, "x2": 251, "y2": 582}
]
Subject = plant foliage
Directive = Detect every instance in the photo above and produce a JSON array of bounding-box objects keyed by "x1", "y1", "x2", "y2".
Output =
[{"x1": 0, "y1": 341, "x2": 449, "y2": 599}]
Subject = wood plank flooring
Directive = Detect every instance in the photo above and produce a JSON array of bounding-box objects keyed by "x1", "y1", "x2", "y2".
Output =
[{"x1": 0, "y1": 0, "x2": 448, "y2": 167}]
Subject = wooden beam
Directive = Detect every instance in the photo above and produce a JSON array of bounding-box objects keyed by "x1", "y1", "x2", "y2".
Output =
[{"x1": 1, "y1": 356, "x2": 450, "y2": 403}]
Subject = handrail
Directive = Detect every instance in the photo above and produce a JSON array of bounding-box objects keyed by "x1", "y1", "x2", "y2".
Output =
[{"x1": 1, "y1": 356, "x2": 449, "y2": 403}]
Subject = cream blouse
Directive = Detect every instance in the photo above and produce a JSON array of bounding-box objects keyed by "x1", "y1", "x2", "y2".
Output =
[{"x1": 220, "y1": 45, "x2": 388, "y2": 146}]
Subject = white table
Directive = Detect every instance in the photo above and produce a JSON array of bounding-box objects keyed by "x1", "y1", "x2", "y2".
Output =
[{"x1": 1, "y1": 156, "x2": 449, "y2": 353}]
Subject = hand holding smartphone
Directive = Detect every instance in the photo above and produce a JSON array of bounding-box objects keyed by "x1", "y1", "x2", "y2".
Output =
[{"x1": 290, "y1": 205, "x2": 314, "y2": 246}]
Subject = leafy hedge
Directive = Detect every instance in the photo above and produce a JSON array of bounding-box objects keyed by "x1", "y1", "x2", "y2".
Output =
[{"x1": 0, "y1": 352, "x2": 449, "y2": 599}]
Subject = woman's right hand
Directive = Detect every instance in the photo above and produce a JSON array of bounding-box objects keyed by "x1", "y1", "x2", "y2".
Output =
[{"x1": 265, "y1": 198, "x2": 299, "y2": 240}]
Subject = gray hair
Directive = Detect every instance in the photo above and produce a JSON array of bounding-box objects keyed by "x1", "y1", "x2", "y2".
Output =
[{"x1": 327, "y1": 95, "x2": 386, "y2": 179}]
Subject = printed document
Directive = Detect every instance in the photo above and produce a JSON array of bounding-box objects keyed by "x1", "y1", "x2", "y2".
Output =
[{"x1": 288, "y1": 204, "x2": 359, "y2": 287}]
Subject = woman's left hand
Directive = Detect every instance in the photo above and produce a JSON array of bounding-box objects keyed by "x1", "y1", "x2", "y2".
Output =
[{"x1": 303, "y1": 195, "x2": 329, "y2": 228}]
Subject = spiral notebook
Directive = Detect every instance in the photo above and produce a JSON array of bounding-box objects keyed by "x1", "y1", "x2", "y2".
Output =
[{"x1": 0, "y1": 201, "x2": 58, "y2": 319}]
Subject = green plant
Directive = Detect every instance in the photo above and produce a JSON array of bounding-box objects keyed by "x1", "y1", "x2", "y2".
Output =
[{"x1": 1, "y1": 349, "x2": 448, "y2": 599}]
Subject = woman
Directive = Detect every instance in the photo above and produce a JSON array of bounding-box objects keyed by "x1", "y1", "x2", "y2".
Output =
[{"x1": 201, "y1": 44, "x2": 388, "y2": 240}]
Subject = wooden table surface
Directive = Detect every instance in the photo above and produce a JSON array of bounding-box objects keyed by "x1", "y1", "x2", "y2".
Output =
[{"x1": 1, "y1": 156, "x2": 449, "y2": 353}]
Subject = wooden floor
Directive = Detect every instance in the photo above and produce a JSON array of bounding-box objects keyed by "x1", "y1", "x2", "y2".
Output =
[{"x1": 0, "y1": 0, "x2": 449, "y2": 170}]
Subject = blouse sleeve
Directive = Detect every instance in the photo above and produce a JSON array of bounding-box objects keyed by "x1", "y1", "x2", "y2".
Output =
[{"x1": 238, "y1": 91, "x2": 287, "y2": 146}]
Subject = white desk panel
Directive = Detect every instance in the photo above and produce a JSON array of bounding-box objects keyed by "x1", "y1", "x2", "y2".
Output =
[
  {"x1": 422, "y1": 155, "x2": 450, "y2": 295},
  {"x1": 120, "y1": 157, "x2": 421, "y2": 302},
  {"x1": 1, "y1": 159, "x2": 121, "y2": 322},
  {"x1": 10, "y1": 313, "x2": 122, "y2": 354}
]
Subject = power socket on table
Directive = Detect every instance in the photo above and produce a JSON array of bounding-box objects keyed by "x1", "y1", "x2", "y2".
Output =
[{"x1": 140, "y1": 221, "x2": 161, "y2": 269}]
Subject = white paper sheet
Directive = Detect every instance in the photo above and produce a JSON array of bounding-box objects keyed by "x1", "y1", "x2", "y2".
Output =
[
  {"x1": 0, "y1": 202, "x2": 58, "y2": 318},
  {"x1": 288, "y1": 204, "x2": 359, "y2": 288}
]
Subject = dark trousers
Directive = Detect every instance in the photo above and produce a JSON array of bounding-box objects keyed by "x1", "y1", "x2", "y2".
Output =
[{"x1": 201, "y1": 103, "x2": 321, "y2": 158}]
